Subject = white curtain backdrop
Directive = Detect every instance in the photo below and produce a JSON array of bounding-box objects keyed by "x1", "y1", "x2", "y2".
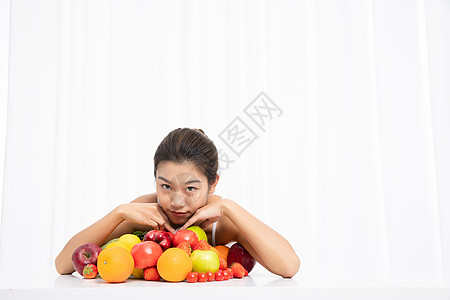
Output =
[{"x1": 0, "y1": 0, "x2": 449, "y2": 286}]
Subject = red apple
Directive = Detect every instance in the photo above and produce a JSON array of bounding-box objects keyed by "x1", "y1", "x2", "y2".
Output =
[
  {"x1": 172, "y1": 230, "x2": 198, "y2": 248},
  {"x1": 227, "y1": 242, "x2": 256, "y2": 273},
  {"x1": 131, "y1": 241, "x2": 163, "y2": 269},
  {"x1": 143, "y1": 230, "x2": 172, "y2": 251},
  {"x1": 72, "y1": 243, "x2": 102, "y2": 276}
]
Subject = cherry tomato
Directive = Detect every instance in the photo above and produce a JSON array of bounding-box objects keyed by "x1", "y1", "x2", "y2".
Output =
[
  {"x1": 206, "y1": 271, "x2": 215, "y2": 281},
  {"x1": 186, "y1": 272, "x2": 198, "y2": 283},
  {"x1": 222, "y1": 269, "x2": 230, "y2": 280},
  {"x1": 215, "y1": 270, "x2": 224, "y2": 281},
  {"x1": 198, "y1": 272, "x2": 207, "y2": 282}
]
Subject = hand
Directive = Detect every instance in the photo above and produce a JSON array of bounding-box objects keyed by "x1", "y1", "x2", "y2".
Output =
[
  {"x1": 179, "y1": 199, "x2": 226, "y2": 231},
  {"x1": 117, "y1": 203, "x2": 175, "y2": 233}
]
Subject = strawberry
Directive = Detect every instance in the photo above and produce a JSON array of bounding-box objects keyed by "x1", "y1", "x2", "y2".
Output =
[
  {"x1": 177, "y1": 242, "x2": 192, "y2": 256},
  {"x1": 219, "y1": 258, "x2": 227, "y2": 270},
  {"x1": 206, "y1": 271, "x2": 215, "y2": 282},
  {"x1": 244, "y1": 269, "x2": 248, "y2": 276},
  {"x1": 226, "y1": 268, "x2": 234, "y2": 279},
  {"x1": 144, "y1": 266, "x2": 161, "y2": 281},
  {"x1": 231, "y1": 262, "x2": 245, "y2": 278},
  {"x1": 82, "y1": 264, "x2": 98, "y2": 279},
  {"x1": 186, "y1": 272, "x2": 198, "y2": 283},
  {"x1": 193, "y1": 240, "x2": 210, "y2": 251}
]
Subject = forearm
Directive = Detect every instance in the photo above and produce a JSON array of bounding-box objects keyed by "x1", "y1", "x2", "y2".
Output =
[
  {"x1": 54, "y1": 206, "x2": 125, "y2": 275},
  {"x1": 222, "y1": 199, "x2": 300, "y2": 278}
]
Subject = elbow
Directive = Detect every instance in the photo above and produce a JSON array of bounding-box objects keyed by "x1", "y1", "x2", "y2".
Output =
[
  {"x1": 55, "y1": 255, "x2": 73, "y2": 275},
  {"x1": 55, "y1": 256, "x2": 64, "y2": 275},
  {"x1": 280, "y1": 255, "x2": 300, "y2": 278}
]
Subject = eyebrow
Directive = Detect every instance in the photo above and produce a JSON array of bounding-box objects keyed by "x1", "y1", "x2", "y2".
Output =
[{"x1": 157, "y1": 176, "x2": 201, "y2": 185}]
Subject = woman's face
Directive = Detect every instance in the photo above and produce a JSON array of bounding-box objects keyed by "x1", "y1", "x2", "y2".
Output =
[{"x1": 155, "y1": 161, "x2": 212, "y2": 226}]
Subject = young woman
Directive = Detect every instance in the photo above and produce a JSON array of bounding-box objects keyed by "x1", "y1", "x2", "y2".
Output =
[{"x1": 55, "y1": 128, "x2": 300, "y2": 278}]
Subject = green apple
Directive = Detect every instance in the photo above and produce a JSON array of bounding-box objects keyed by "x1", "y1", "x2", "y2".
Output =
[
  {"x1": 190, "y1": 250, "x2": 220, "y2": 273},
  {"x1": 186, "y1": 226, "x2": 208, "y2": 242}
]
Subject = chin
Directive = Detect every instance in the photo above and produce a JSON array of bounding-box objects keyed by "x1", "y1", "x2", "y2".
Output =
[{"x1": 169, "y1": 216, "x2": 190, "y2": 226}]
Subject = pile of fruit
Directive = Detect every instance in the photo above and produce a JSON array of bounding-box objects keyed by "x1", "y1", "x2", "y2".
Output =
[{"x1": 72, "y1": 226, "x2": 256, "y2": 283}]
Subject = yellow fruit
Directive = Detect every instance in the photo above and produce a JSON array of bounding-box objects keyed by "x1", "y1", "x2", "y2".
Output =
[
  {"x1": 105, "y1": 241, "x2": 131, "y2": 252},
  {"x1": 157, "y1": 248, "x2": 192, "y2": 282},
  {"x1": 119, "y1": 234, "x2": 141, "y2": 249},
  {"x1": 97, "y1": 247, "x2": 134, "y2": 283},
  {"x1": 210, "y1": 247, "x2": 221, "y2": 259},
  {"x1": 131, "y1": 267, "x2": 144, "y2": 279}
]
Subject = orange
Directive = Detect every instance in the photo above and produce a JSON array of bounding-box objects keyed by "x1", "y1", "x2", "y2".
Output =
[
  {"x1": 97, "y1": 247, "x2": 134, "y2": 283},
  {"x1": 157, "y1": 248, "x2": 192, "y2": 282},
  {"x1": 210, "y1": 246, "x2": 221, "y2": 259},
  {"x1": 215, "y1": 245, "x2": 229, "y2": 261}
]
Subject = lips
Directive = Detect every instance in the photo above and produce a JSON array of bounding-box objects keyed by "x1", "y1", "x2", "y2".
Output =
[{"x1": 170, "y1": 210, "x2": 187, "y2": 217}]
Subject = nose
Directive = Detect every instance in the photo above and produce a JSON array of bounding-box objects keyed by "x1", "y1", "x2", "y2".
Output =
[{"x1": 170, "y1": 192, "x2": 186, "y2": 208}]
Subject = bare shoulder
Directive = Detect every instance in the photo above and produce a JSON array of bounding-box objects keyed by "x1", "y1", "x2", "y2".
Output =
[
  {"x1": 206, "y1": 193, "x2": 222, "y2": 204},
  {"x1": 131, "y1": 193, "x2": 157, "y2": 203}
]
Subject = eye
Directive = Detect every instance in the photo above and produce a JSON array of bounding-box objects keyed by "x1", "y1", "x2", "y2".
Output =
[
  {"x1": 161, "y1": 184, "x2": 171, "y2": 190},
  {"x1": 186, "y1": 186, "x2": 197, "y2": 192}
]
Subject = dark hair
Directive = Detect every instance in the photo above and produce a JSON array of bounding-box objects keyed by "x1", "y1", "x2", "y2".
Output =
[{"x1": 154, "y1": 128, "x2": 219, "y2": 187}]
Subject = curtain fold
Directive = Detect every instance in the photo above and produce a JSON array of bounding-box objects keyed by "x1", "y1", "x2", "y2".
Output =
[{"x1": 0, "y1": 0, "x2": 449, "y2": 286}]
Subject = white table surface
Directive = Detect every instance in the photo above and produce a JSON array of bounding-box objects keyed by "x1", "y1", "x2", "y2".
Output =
[{"x1": 1, "y1": 264, "x2": 450, "y2": 300}]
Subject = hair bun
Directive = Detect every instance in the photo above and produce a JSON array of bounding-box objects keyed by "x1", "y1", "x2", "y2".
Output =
[{"x1": 194, "y1": 128, "x2": 206, "y2": 135}]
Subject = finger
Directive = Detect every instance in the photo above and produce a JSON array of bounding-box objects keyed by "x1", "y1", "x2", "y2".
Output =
[
  {"x1": 179, "y1": 214, "x2": 201, "y2": 231},
  {"x1": 144, "y1": 209, "x2": 166, "y2": 230},
  {"x1": 157, "y1": 206, "x2": 175, "y2": 233},
  {"x1": 153, "y1": 215, "x2": 170, "y2": 232},
  {"x1": 161, "y1": 222, "x2": 175, "y2": 233},
  {"x1": 146, "y1": 219, "x2": 160, "y2": 231},
  {"x1": 154, "y1": 215, "x2": 172, "y2": 232},
  {"x1": 163, "y1": 219, "x2": 175, "y2": 233}
]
